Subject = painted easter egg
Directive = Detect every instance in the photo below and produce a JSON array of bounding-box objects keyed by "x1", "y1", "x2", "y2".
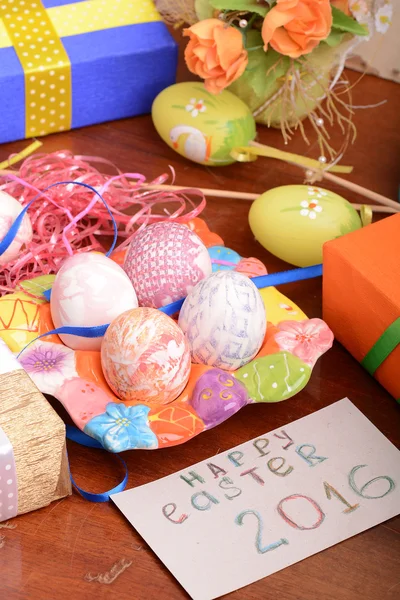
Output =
[
  {"x1": 190, "y1": 368, "x2": 248, "y2": 429},
  {"x1": 152, "y1": 82, "x2": 256, "y2": 166},
  {"x1": 235, "y1": 257, "x2": 268, "y2": 278},
  {"x1": 124, "y1": 222, "x2": 212, "y2": 308},
  {"x1": 101, "y1": 307, "x2": 191, "y2": 405},
  {"x1": 178, "y1": 271, "x2": 266, "y2": 371},
  {"x1": 0, "y1": 191, "x2": 32, "y2": 265},
  {"x1": 249, "y1": 185, "x2": 362, "y2": 267},
  {"x1": 235, "y1": 352, "x2": 311, "y2": 403},
  {"x1": 51, "y1": 252, "x2": 138, "y2": 351},
  {"x1": 208, "y1": 246, "x2": 241, "y2": 272}
]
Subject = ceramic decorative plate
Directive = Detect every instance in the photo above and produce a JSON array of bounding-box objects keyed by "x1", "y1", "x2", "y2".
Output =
[{"x1": 0, "y1": 218, "x2": 334, "y2": 453}]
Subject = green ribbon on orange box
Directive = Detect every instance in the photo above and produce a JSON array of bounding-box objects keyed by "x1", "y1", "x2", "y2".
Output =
[{"x1": 361, "y1": 317, "x2": 400, "y2": 401}]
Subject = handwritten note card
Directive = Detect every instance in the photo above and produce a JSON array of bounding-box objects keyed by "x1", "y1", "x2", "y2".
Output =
[{"x1": 112, "y1": 399, "x2": 400, "y2": 600}]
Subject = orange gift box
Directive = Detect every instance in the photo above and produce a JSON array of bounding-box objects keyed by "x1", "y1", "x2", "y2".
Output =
[{"x1": 323, "y1": 214, "x2": 400, "y2": 400}]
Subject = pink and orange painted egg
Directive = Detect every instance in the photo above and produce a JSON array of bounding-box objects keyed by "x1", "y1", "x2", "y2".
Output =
[
  {"x1": 101, "y1": 307, "x2": 191, "y2": 405},
  {"x1": 123, "y1": 221, "x2": 212, "y2": 308}
]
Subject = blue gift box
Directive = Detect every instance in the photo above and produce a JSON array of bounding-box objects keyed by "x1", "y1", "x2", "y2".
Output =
[{"x1": 0, "y1": 0, "x2": 178, "y2": 144}]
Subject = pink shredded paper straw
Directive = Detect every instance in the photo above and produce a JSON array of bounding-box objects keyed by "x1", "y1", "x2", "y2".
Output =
[{"x1": 0, "y1": 150, "x2": 206, "y2": 295}]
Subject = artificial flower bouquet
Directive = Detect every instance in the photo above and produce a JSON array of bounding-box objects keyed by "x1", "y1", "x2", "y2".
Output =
[{"x1": 156, "y1": 0, "x2": 393, "y2": 158}]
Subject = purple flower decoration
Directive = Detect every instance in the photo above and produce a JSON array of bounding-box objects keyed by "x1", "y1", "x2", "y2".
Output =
[{"x1": 19, "y1": 342, "x2": 77, "y2": 395}]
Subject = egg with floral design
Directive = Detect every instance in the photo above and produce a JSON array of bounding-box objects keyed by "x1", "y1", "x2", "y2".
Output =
[
  {"x1": 178, "y1": 271, "x2": 266, "y2": 371},
  {"x1": 152, "y1": 82, "x2": 256, "y2": 166},
  {"x1": 0, "y1": 191, "x2": 32, "y2": 265},
  {"x1": 124, "y1": 222, "x2": 212, "y2": 308},
  {"x1": 249, "y1": 185, "x2": 362, "y2": 267},
  {"x1": 51, "y1": 252, "x2": 138, "y2": 351},
  {"x1": 101, "y1": 307, "x2": 191, "y2": 405}
]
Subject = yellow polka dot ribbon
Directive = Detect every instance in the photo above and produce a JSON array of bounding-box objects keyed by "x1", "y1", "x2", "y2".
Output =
[
  {"x1": 0, "y1": 0, "x2": 71, "y2": 137},
  {"x1": 0, "y1": 0, "x2": 162, "y2": 138}
]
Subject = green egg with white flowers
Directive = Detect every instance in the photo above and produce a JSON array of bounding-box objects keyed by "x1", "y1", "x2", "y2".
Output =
[
  {"x1": 152, "y1": 82, "x2": 256, "y2": 166},
  {"x1": 249, "y1": 185, "x2": 363, "y2": 267}
]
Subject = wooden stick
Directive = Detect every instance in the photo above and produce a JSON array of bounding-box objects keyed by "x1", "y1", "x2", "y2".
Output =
[
  {"x1": 320, "y1": 170, "x2": 400, "y2": 211},
  {"x1": 145, "y1": 184, "x2": 258, "y2": 201},
  {"x1": 247, "y1": 141, "x2": 399, "y2": 211},
  {"x1": 143, "y1": 184, "x2": 399, "y2": 214}
]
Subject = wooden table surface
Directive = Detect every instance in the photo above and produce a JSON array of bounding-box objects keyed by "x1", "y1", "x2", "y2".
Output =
[{"x1": 1, "y1": 51, "x2": 400, "y2": 600}]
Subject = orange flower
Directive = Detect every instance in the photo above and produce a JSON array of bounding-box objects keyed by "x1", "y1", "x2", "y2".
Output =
[
  {"x1": 262, "y1": 0, "x2": 333, "y2": 59},
  {"x1": 183, "y1": 19, "x2": 248, "y2": 94}
]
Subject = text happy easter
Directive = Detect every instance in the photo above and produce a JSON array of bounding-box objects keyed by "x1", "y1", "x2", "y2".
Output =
[{"x1": 162, "y1": 430, "x2": 327, "y2": 523}]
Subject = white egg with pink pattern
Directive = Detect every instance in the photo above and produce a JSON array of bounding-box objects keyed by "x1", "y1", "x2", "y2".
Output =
[{"x1": 123, "y1": 222, "x2": 212, "y2": 308}]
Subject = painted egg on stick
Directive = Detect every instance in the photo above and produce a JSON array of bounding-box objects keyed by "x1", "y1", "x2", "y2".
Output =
[
  {"x1": 101, "y1": 307, "x2": 191, "y2": 405},
  {"x1": 124, "y1": 221, "x2": 212, "y2": 308},
  {"x1": 178, "y1": 271, "x2": 266, "y2": 371},
  {"x1": 0, "y1": 191, "x2": 33, "y2": 265},
  {"x1": 152, "y1": 81, "x2": 256, "y2": 166},
  {"x1": 50, "y1": 252, "x2": 138, "y2": 351},
  {"x1": 249, "y1": 185, "x2": 362, "y2": 267}
]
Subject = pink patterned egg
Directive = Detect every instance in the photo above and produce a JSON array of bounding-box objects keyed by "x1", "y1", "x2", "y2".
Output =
[
  {"x1": 0, "y1": 191, "x2": 32, "y2": 265},
  {"x1": 51, "y1": 252, "x2": 138, "y2": 351},
  {"x1": 235, "y1": 257, "x2": 268, "y2": 278},
  {"x1": 123, "y1": 222, "x2": 212, "y2": 308},
  {"x1": 101, "y1": 307, "x2": 191, "y2": 405}
]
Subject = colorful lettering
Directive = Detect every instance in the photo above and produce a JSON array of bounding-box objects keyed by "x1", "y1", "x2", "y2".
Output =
[
  {"x1": 267, "y1": 457, "x2": 294, "y2": 477},
  {"x1": 162, "y1": 503, "x2": 189, "y2": 524},
  {"x1": 278, "y1": 494, "x2": 325, "y2": 530},
  {"x1": 180, "y1": 471, "x2": 206, "y2": 488},
  {"x1": 240, "y1": 467, "x2": 265, "y2": 486},
  {"x1": 219, "y1": 476, "x2": 242, "y2": 500},
  {"x1": 295, "y1": 444, "x2": 327, "y2": 467},
  {"x1": 273, "y1": 430, "x2": 294, "y2": 450},
  {"x1": 348, "y1": 465, "x2": 395, "y2": 499},
  {"x1": 191, "y1": 491, "x2": 220, "y2": 511},
  {"x1": 235, "y1": 510, "x2": 288, "y2": 554},
  {"x1": 207, "y1": 463, "x2": 227, "y2": 479},
  {"x1": 323, "y1": 482, "x2": 359, "y2": 513},
  {"x1": 227, "y1": 450, "x2": 245, "y2": 467},
  {"x1": 253, "y1": 438, "x2": 270, "y2": 457}
]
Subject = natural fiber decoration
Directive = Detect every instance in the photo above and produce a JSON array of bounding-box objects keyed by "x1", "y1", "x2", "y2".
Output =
[
  {"x1": 229, "y1": 38, "x2": 359, "y2": 162},
  {"x1": 154, "y1": 0, "x2": 198, "y2": 26},
  {"x1": 163, "y1": 0, "x2": 393, "y2": 162},
  {"x1": 0, "y1": 369, "x2": 71, "y2": 516}
]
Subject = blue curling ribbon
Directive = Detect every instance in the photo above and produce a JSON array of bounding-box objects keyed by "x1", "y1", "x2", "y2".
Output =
[
  {"x1": 17, "y1": 324, "x2": 109, "y2": 358},
  {"x1": 0, "y1": 181, "x2": 118, "y2": 258},
  {"x1": 158, "y1": 265, "x2": 323, "y2": 316},
  {"x1": 43, "y1": 288, "x2": 52, "y2": 302},
  {"x1": 0, "y1": 201, "x2": 34, "y2": 258},
  {"x1": 66, "y1": 425, "x2": 128, "y2": 503},
  {"x1": 31, "y1": 264, "x2": 324, "y2": 350},
  {"x1": 159, "y1": 298, "x2": 185, "y2": 317},
  {"x1": 251, "y1": 264, "x2": 323, "y2": 289}
]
